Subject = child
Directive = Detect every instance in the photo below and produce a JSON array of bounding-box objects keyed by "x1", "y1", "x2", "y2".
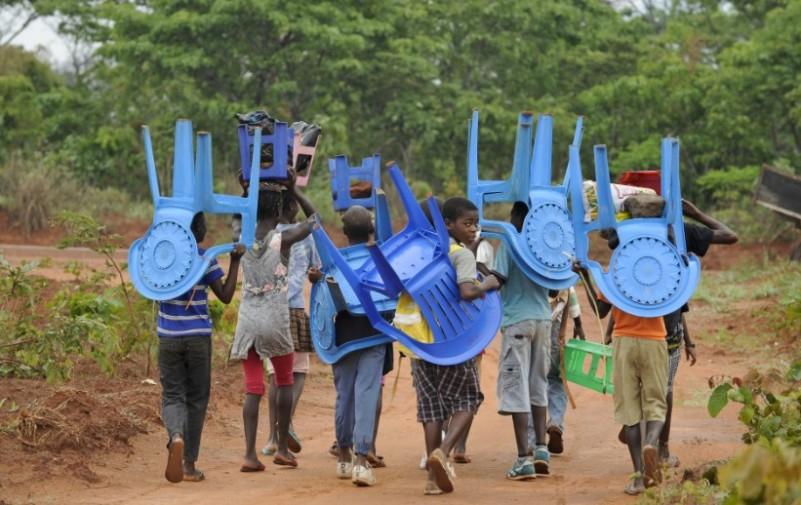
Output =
[
  {"x1": 542, "y1": 286, "x2": 584, "y2": 455},
  {"x1": 230, "y1": 175, "x2": 316, "y2": 471},
  {"x1": 309, "y1": 205, "x2": 391, "y2": 486},
  {"x1": 575, "y1": 244, "x2": 667, "y2": 495},
  {"x1": 491, "y1": 202, "x2": 553, "y2": 480},
  {"x1": 261, "y1": 191, "x2": 321, "y2": 457},
  {"x1": 395, "y1": 196, "x2": 500, "y2": 495},
  {"x1": 158, "y1": 212, "x2": 245, "y2": 483}
]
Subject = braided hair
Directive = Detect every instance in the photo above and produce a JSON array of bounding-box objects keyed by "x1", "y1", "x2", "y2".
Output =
[{"x1": 257, "y1": 187, "x2": 284, "y2": 220}]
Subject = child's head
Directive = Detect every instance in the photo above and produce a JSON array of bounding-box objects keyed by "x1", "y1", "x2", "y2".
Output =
[
  {"x1": 282, "y1": 192, "x2": 299, "y2": 222},
  {"x1": 341, "y1": 205, "x2": 374, "y2": 245},
  {"x1": 257, "y1": 186, "x2": 285, "y2": 221},
  {"x1": 442, "y1": 197, "x2": 479, "y2": 245},
  {"x1": 418, "y1": 196, "x2": 445, "y2": 225},
  {"x1": 191, "y1": 212, "x2": 207, "y2": 243},
  {"x1": 510, "y1": 201, "x2": 529, "y2": 232}
]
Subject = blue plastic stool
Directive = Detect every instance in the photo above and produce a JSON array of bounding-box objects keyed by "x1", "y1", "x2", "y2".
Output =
[
  {"x1": 467, "y1": 109, "x2": 581, "y2": 290},
  {"x1": 568, "y1": 138, "x2": 700, "y2": 318},
  {"x1": 309, "y1": 190, "x2": 397, "y2": 364},
  {"x1": 129, "y1": 119, "x2": 260, "y2": 301},
  {"x1": 237, "y1": 122, "x2": 290, "y2": 182},
  {"x1": 311, "y1": 162, "x2": 502, "y2": 365},
  {"x1": 328, "y1": 154, "x2": 382, "y2": 212}
]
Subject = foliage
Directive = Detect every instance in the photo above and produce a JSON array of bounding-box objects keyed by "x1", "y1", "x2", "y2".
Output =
[{"x1": 706, "y1": 363, "x2": 801, "y2": 504}]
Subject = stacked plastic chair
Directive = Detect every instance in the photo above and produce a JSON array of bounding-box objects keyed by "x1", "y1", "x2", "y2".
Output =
[
  {"x1": 467, "y1": 109, "x2": 581, "y2": 290},
  {"x1": 568, "y1": 138, "x2": 700, "y2": 318},
  {"x1": 129, "y1": 119, "x2": 261, "y2": 301},
  {"x1": 328, "y1": 154, "x2": 382, "y2": 212},
  {"x1": 237, "y1": 121, "x2": 290, "y2": 183},
  {"x1": 309, "y1": 156, "x2": 397, "y2": 364},
  {"x1": 311, "y1": 163, "x2": 502, "y2": 365}
]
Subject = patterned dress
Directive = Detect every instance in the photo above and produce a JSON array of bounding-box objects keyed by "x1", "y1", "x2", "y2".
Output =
[{"x1": 230, "y1": 230, "x2": 295, "y2": 360}]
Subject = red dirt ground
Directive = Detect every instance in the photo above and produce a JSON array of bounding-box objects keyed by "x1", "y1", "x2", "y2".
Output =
[{"x1": 0, "y1": 211, "x2": 797, "y2": 505}]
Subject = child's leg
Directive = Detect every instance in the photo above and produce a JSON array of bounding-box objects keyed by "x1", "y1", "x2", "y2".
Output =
[
  {"x1": 352, "y1": 345, "x2": 385, "y2": 467},
  {"x1": 158, "y1": 337, "x2": 188, "y2": 483},
  {"x1": 624, "y1": 422, "x2": 645, "y2": 493},
  {"x1": 241, "y1": 348, "x2": 265, "y2": 470},
  {"x1": 269, "y1": 353, "x2": 296, "y2": 464},
  {"x1": 290, "y1": 352, "x2": 309, "y2": 430},
  {"x1": 546, "y1": 318, "x2": 568, "y2": 434},
  {"x1": 332, "y1": 352, "x2": 358, "y2": 463},
  {"x1": 182, "y1": 336, "x2": 212, "y2": 476},
  {"x1": 262, "y1": 373, "x2": 278, "y2": 453}
]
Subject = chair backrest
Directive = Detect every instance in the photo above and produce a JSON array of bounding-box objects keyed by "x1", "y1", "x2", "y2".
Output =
[
  {"x1": 291, "y1": 123, "x2": 321, "y2": 187},
  {"x1": 568, "y1": 138, "x2": 701, "y2": 317},
  {"x1": 466, "y1": 109, "x2": 581, "y2": 289},
  {"x1": 237, "y1": 122, "x2": 290, "y2": 182},
  {"x1": 328, "y1": 154, "x2": 382, "y2": 211},
  {"x1": 129, "y1": 119, "x2": 260, "y2": 301}
]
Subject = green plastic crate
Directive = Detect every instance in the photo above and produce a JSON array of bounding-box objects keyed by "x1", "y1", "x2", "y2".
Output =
[{"x1": 564, "y1": 339, "x2": 614, "y2": 394}]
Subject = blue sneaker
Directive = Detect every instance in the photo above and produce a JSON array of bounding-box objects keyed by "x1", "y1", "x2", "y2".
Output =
[
  {"x1": 533, "y1": 446, "x2": 550, "y2": 475},
  {"x1": 506, "y1": 457, "x2": 536, "y2": 481}
]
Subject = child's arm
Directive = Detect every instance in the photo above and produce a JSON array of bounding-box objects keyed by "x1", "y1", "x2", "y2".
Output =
[
  {"x1": 572, "y1": 261, "x2": 611, "y2": 319},
  {"x1": 292, "y1": 185, "x2": 317, "y2": 219},
  {"x1": 682, "y1": 314, "x2": 697, "y2": 366},
  {"x1": 307, "y1": 266, "x2": 324, "y2": 283},
  {"x1": 279, "y1": 217, "x2": 315, "y2": 260},
  {"x1": 604, "y1": 315, "x2": 614, "y2": 345},
  {"x1": 682, "y1": 199, "x2": 738, "y2": 244},
  {"x1": 208, "y1": 243, "x2": 246, "y2": 304},
  {"x1": 458, "y1": 274, "x2": 500, "y2": 301}
]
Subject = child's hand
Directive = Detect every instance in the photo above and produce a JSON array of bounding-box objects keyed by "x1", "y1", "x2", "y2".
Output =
[
  {"x1": 231, "y1": 243, "x2": 246, "y2": 260},
  {"x1": 307, "y1": 266, "x2": 324, "y2": 283},
  {"x1": 573, "y1": 324, "x2": 586, "y2": 340},
  {"x1": 681, "y1": 199, "x2": 702, "y2": 220},
  {"x1": 482, "y1": 274, "x2": 501, "y2": 292}
]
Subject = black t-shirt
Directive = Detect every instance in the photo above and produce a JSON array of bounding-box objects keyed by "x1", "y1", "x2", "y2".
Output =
[
  {"x1": 334, "y1": 312, "x2": 395, "y2": 373},
  {"x1": 663, "y1": 223, "x2": 715, "y2": 338}
]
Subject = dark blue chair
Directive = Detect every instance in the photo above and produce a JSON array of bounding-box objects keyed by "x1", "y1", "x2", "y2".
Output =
[
  {"x1": 312, "y1": 163, "x2": 502, "y2": 365},
  {"x1": 129, "y1": 119, "x2": 260, "y2": 301},
  {"x1": 309, "y1": 190, "x2": 397, "y2": 364},
  {"x1": 568, "y1": 139, "x2": 700, "y2": 318},
  {"x1": 467, "y1": 109, "x2": 581, "y2": 290},
  {"x1": 328, "y1": 154, "x2": 382, "y2": 212},
  {"x1": 237, "y1": 122, "x2": 290, "y2": 182}
]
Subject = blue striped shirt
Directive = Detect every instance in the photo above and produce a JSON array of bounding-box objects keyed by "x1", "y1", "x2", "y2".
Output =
[{"x1": 157, "y1": 248, "x2": 225, "y2": 338}]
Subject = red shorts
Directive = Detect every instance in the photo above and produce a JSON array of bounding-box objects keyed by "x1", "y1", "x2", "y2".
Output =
[{"x1": 241, "y1": 347, "x2": 294, "y2": 394}]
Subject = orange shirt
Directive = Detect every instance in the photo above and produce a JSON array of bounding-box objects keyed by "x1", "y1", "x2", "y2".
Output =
[{"x1": 598, "y1": 292, "x2": 666, "y2": 341}]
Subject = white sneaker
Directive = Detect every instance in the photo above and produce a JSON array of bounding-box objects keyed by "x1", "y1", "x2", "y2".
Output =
[
  {"x1": 336, "y1": 460, "x2": 353, "y2": 479},
  {"x1": 352, "y1": 463, "x2": 376, "y2": 486}
]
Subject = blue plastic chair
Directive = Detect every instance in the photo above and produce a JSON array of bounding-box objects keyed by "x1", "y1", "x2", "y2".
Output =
[
  {"x1": 129, "y1": 119, "x2": 260, "y2": 301},
  {"x1": 328, "y1": 154, "x2": 382, "y2": 211},
  {"x1": 309, "y1": 190, "x2": 397, "y2": 364},
  {"x1": 237, "y1": 122, "x2": 290, "y2": 182},
  {"x1": 568, "y1": 138, "x2": 700, "y2": 318},
  {"x1": 467, "y1": 109, "x2": 581, "y2": 290},
  {"x1": 312, "y1": 162, "x2": 503, "y2": 365}
]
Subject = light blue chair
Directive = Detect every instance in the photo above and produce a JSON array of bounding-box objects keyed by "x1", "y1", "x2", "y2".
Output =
[
  {"x1": 467, "y1": 109, "x2": 581, "y2": 289},
  {"x1": 309, "y1": 189, "x2": 397, "y2": 364},
  {"x1": 328, "y1": 154, "x2": 382, "y2": 212},
  {"x1": 312, "y1": 162, "x2": 502, "y2": 365},
  {"x1": 129, "y1": 119, "x2": 260, "y2": 301},
  {"x1": 568, "y1": 138, "x2": 700, "y2": 318}
]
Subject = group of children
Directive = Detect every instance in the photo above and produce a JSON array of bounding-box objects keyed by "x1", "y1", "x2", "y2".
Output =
[{"x1": 155, "y1": 166, "x2": 734, "y2": 495}]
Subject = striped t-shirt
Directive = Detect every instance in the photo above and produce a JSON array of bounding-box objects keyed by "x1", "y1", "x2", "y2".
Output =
[{"x1": 157, "y1": 248, "x2": 225, "y2": 338}]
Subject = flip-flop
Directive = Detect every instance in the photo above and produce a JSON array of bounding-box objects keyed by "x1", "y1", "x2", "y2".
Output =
[
  {"x1": 240, "y1": 462, "x2": 266, "y2": 472},
  {"x1": 452, "y1": 453, "x2": 472, "y2": 464},
  {"x1": 273, "y1": 454, "x2": 298, "y2": 468},
  {"x1": 643, "y1": 445, "x2": 662, "y2": 486},
  {"x1": 662, "y1": 453, "x2": 680, "y2": 468},
  {"x1": 426, "y1": 449, "x2": 454, "y2": 493},
  {"x1": 367, "y1": 453, "x2": 386, "y2": 467},
  {"x1": 424, "y1": 480, "x2": 443, "y2": 495},
  {"x1": 261, "y1": 444, "x2": 277, "y2": 456},
  {"x1": 328, "y1": 442, "x2": 339, "y2": 458},
  {"x1": 183, "y1": 470, "x2": 205, "y2": 482},
  {"x1": 165, "y1": 436, "x2": 184, "y2": 484},
  {"x1": 287, "y1": 431, "x2": 302, "y2": 454}
]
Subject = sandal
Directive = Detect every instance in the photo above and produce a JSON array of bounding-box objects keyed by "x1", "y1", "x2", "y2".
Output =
[
  {"x1": 424, "y1": 480, "x2": 443, "y2": 495},
  {"x1": 328, "y1": 441, "x2": 339, "y2": 458},
  {"x1": 452, "y1": 453, "x2": 472, "y2": 464},
  {"x1": 367, "y1": 453, "x2": 386, "y2": 468},
  {"x1": 240, "y1": 461, "x2": 266, "y2": 472},
  {"x1": 624, "y1": 482, "x2": 645, "y2": 495},
  {"x1": 273, "y1": 454, "x2": 298, "y2": 468},
  {"x1": 643, "y1": 445, "x2": 662, "y2": 487},
  {"x1": 287, "y1": 430, "x2": 302, "y2": 454}
]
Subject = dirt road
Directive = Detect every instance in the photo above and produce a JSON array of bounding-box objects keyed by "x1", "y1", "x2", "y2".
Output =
[{"x1": 0, "y1": 243, "x2": 749, "y2": 505}]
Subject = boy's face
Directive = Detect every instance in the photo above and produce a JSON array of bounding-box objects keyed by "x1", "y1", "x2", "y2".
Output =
[{"x1": 446, "y1": 209, "x2": 479, "y2": 245}]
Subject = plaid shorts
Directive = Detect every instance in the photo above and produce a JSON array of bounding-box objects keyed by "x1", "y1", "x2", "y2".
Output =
[
  {"x1": 666, "y1": 324, "x2": 684, "y2": 393},
  {"x1": 410, "y1": 358, "x2": 483, "y2": 423},
  {"x1": 290, "y1": 308, "x2": 314, "y2": 353}
]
